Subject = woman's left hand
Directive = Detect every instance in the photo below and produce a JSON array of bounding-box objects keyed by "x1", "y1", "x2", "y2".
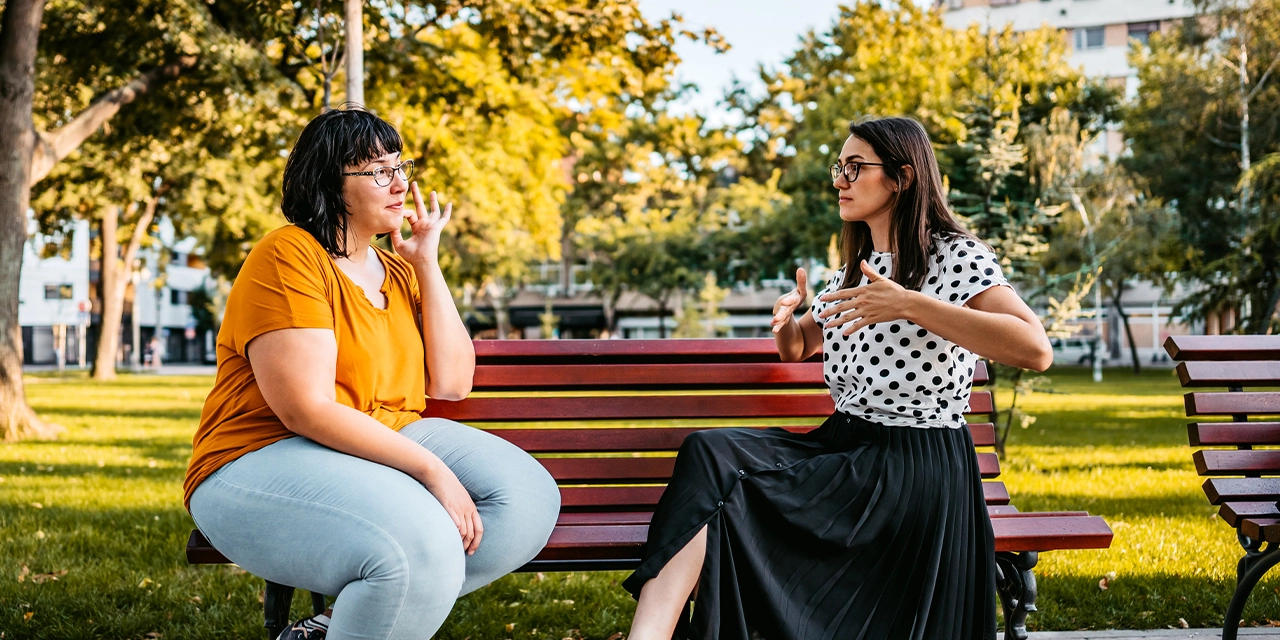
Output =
[
  {"x1": 816, "y1": 260, "x2": 917, "y2": 336},
  {"x1": 392, "y1": 182, "x2": 452, "y2": 267}
]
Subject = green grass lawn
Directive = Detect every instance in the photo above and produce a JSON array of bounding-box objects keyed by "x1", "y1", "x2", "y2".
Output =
[{"x1": 1, "y1": 367, "x2": 1277, "y2": 638}]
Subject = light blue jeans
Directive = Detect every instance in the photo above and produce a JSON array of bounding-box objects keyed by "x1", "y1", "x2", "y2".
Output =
[{"x1": 188, "y1": 418, "x2": 561, "y2": 640}]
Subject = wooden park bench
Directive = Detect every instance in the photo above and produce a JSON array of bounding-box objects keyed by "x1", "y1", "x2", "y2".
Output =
[
  {"x1": 1164, "y1": 335, "x2": 1280, "y2": 640},
  {"x1": 187, "y1": 338, "x2": 1113, "y2": 639}
]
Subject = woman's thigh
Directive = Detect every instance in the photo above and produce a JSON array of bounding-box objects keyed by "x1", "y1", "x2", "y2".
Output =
[
  {"x1": 188, "y1": 436, "x2": 465, "y2": 601},
  {"x1": 399, "y1": 418, "x2": 560, "y2": 594}
]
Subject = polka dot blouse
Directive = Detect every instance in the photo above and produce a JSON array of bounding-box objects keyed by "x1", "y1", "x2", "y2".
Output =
[{"x1": 809, "y1": 235, "x2": 1011, "y2": 429}]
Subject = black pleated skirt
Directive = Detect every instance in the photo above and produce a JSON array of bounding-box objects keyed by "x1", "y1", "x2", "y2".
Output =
[{"x1": 621, "y1": 411, "x2": 998, "y2": 640}]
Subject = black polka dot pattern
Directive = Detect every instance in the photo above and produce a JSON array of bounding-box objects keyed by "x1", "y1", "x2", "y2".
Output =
[{"x1": 809, "y1": 237, "x2": 1010, "y2": 429}]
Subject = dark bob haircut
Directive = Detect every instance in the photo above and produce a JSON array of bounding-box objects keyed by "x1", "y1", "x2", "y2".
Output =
[
  {"x1": 280, "y1": 106, "x2": 403, "y2": 258},
  {"x1": 839, "y1": 116, "x2": 975, "y2": 292}
]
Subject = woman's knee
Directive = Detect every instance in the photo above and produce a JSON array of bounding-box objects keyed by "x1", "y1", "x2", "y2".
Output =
[{"x1": 364, "y1": 523, "x2": 467, "y2": 601}]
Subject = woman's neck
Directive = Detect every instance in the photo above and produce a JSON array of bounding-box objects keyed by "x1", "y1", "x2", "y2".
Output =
[
  {"x1": 336, "y1": 230, "x2": 372, "y2": 265},
  {"x1": 867, "y1": 214, "x2": 892, "y2": 253}
]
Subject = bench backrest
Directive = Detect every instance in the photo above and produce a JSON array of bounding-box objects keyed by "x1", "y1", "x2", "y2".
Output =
[
  {"x1": 423, "y1": 338, "x2": 1006, "y2": 512},
  {"x1": 1164, "y1": 335, "x2": 1280, "y2": 504}
]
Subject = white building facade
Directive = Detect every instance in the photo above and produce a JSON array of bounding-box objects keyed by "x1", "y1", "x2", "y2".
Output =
[{"x1": 19, "y1": 213, "x2": 215, "y2": 367}]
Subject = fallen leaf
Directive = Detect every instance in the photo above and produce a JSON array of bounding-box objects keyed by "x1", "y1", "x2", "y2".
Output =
[
  {"x1": 31, "y1": 570, "x2": 68, "y2": 584},
  {"x1": 17, "y1": 566, "x2": 29, "y2": 583},
  {"x1": 138, "y1": 578, "x2": 154, "y2": 589},
  {"x1": 30, "y1": 502, "x2": 42, "y2": 509},
  {"x1": 22, "y1": 612, "x2": 32, "y2": 622},
  {"x1": 605, "y1": 633, "x2": 624, "y2": 640},
  {"x1": 1098, "y1": 577, "x2": 1108, "y2": 591},
  {"x1": 534, "y1": 572, "x2": 545, "y2": 582},
  {"x1": 1179, "y1": 618, "x2": 1190, "y2": 629},
  {"x1": 505, "y1": 624, "x2": 515, "y2": 632},
  {"x1": 145, "y1": 633, "x2": 162, "y2": 639},
  {"x1": 34, "y1": 530, "x2": 45, "y2": 540},
  {"x1": 189, "y1": 596, "x2": 202, "y2": 604}
]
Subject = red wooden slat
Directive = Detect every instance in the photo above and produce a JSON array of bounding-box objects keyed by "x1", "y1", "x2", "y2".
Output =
[
  {"x1": 988, "y1": 505, "x2": 1019, "y2": 515},
  {"x1": 471, "y1": 339, "x2": 991, "y2": 383},
  {"x1": 1176, "y1": 361, "x2": 1280, "y2": 388},
  {"x1": 1193, "y1": 450, "x2": 1280, "y2": 476},
  {"x1": 537, "y1": 451, "x2": 998, "y2": 482},
  {"x1": 1241, "y1": 517, "x2": 1280, "y2": 544},
  {"x1": 984, "y1": 482, "x2": 1010, "y2": 505},
  {"x1": 558, "y1": 512, "x2": 653, "y2": 526},
  {"x1": 489, "y1": 423, "x2": 995, "y2": 453},
  {"x1": 969, "y1": 422, "x2": 996, "y2": 447},
  {"x1": 1165, "y1": 335, "x2": 1280, "y2": 362},
  {"x1": 1188, "y1": 423, "x2": 1280, "y2": 447},
  {"x1": 540, "y1": 458, "x2": 674, "y2": 483},
  {"x1": 474, "y1": 363, "x2": 825, "y2": 390},
  {"x1": 1218, "y1": 502, "x2": 1280, "y2": 528},
  {"x1": 476, "y1": 338, "x2": 781, "y2": 359},
  {"x1": 560, "y1": 486, "x2": 665, "y2": 509},
  {"x1": 1184, "y1": 392, "x2": 1280, "y2": 416},
  {"x1": 489, "y1": 426, "x2": 817, "y2": 453},
  {"x1": 991, "y1": 515, "x2": 1113, "y2": 552},
  {"x1": 968, "y1": 391, "x2": 994, "y2": 414},
  {"x1": 427, "y1": 394, "x2": 835, "y2": 422},
  {"x1": 1203, "y1": 478, "x2": 1280, "y2": 504}
]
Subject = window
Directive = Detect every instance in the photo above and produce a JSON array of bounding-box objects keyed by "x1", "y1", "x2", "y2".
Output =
[
  {"x1": 170, "y1": 289, "x2": 189, "y2": 305},
  {"x1": 44, "y1": 284, "x2": 73, "y2": 300},
  {"x1": 1074, "y1": 27, "x2": 1105, "y2": 50},
  {"x1": 1127, "y1": 21, "x2": 1160, "y2": 45}
]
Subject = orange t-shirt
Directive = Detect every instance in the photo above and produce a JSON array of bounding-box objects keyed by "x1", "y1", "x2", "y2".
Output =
[{"x1": 183, "y1": 225, "x2": 427, "y2": 508}]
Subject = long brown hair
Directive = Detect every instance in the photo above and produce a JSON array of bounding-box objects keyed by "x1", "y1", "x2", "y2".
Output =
[{"x1": 840, "y1": 117, "x2": 973, "y2": 291}]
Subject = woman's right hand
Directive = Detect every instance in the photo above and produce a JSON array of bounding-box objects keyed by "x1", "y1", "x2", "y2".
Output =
[
  {"x1": 770, "y1": 268, "x2": 808, "y2": 333},
  {"x1": 419, "y1": 462, "x2": 483, "y2": 555}
]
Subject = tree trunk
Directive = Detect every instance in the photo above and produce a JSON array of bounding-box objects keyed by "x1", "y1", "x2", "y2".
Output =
[
  {"x1": 344, "y1": 0, "x2": 363, "y2": 106},
  {"x1": 1111, "y1": 283, "x2": 1141, "y2": 374},
  {"x1": 0, "y1": 0, "x2": 60, "y2": 441},
  {"x1": 92, "y1": 188, "x2": 163, "y2": 380},
  {"x1": 29, "y1": 56, "x2": 196, "y2": 186},
  {"x1": 657, "y1": 299, "x2": 668, "y2": 339},
  {"x1": 93, "y1": 207, "x2": 124, "y2": 380}
]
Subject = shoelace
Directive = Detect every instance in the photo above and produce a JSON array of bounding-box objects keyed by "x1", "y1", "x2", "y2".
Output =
[{"x1": 285, "y1": 613, "x2": 330, "y2": 639}]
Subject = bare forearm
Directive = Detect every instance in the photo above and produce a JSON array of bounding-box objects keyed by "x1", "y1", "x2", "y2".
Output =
[
  {"x1": 774, "y1": 318, "x2": 806, "y2": 362},
  {"x1": 903, "y1": 292, "x2": 1052, "y2": 371},
  {"x1": 416, "y1": 263, "x2": 475, "y2": 399},
  {"x1": 285, "y1": 400, "x2": 445, "y2": 484}
]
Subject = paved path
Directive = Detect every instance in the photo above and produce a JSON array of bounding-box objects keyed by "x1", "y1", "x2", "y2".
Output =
[{"x1": 1005, "y1": 630, "x2": 1280, "y2": 639}]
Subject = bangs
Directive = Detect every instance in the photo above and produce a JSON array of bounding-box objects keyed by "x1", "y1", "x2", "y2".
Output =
[{"x1": 342, "y1": 114, "x2": 403, "y2": 168}]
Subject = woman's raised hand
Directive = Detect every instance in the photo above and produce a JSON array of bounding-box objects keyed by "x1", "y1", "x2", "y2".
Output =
[
  {"x1": 391, "y1": 182, "x2": 453, "y2": 267},
  {"x1": 817, "y1": 260, "x2": 915, "y2": 336},
  {"x1": 770, "y1": 268, "x2": 809, "y2": 334}
]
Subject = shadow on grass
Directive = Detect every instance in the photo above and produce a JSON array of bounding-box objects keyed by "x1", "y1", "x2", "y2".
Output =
[
  {"x1": 1006, "y1": 491, "x2": 1212, "y2": 519},
  {"x1": 1032, "y1": 572, "x2": 1280, "y2": 631}
]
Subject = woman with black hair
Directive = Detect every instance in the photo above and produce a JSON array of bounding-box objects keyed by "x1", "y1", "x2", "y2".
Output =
[
  {"x1": 622, "y1": 116, "x2": 1053, "y2": 640},
  {"x1": 184, "y1": 107, "x2": 560, "y2": 640}
]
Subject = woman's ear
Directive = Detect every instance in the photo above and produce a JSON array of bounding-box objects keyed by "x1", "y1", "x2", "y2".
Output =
[{"x1": 898, "y1": 164, "x2": 915, "y2": 192}]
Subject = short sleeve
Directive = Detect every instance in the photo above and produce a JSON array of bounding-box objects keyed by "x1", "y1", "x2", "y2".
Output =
[
  {"x1": 226, "y1": 228, "x2": 336, "y2": 357},
  {"x1": 939, "y1": 238, "x2": 1010, "y2": 306},
  {"x1": 810, "y1": 268, "x2": 845, "y2": 324}
]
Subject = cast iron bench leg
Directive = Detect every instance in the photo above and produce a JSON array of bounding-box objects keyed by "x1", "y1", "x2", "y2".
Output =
[
  {"x1": 264, "y1": 581, "x2": 293, "y2": 640},
  {"x1": 995, "y1": 551, "x2": 1038, "y2": 640},
  {"x1": 263, "y1": 581, "x2": 329, "y2": 640},
  {"x1": 1223, "y1": 533, "x2": 1280, "y2": 640}
]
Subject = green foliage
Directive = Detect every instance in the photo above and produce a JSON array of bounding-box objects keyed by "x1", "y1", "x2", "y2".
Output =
[
  {"x1": 724, "y1": 1, "x2": 1112, "y2": 281},
  {"x1": 1124, "y1": 0, "x2": 1280, "y2": 331}
]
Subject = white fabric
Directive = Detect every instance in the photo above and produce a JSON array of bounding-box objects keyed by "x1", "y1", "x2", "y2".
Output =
[{"x1": 810, "y1": 235, "x2": 1011, "y2": 429}]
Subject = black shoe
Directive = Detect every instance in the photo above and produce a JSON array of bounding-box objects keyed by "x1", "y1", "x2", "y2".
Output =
[{"x1": 276, "y1": 613, "x2": 330, "y2": 640}]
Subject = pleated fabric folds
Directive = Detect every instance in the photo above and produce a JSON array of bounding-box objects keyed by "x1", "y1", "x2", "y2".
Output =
[{"x1": 621, "y1": 411, "x2": 998, "y2": 640}]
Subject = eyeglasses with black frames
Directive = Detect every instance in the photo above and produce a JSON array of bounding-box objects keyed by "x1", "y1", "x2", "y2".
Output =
[
  {"x1": 829, "y1": 160, "x2": 886, "y2": 183},
  {"x1": 342, "y1": 159, "x2": 415, "y2": 187}
]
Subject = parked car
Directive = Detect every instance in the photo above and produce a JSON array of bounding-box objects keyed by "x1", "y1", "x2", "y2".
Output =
[{"x1": 1050, "y1": 337, "x2": 1106, "y2": 366}]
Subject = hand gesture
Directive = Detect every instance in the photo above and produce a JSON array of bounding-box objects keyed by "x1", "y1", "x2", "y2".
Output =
[
  {"x1": 817, "y1": 260, "x2": 913, "y2": 336},
  {"x1": 422, "y1": 465, "x2": 484, "y2": 555},
  {"x1": 391, "y1": 182, "x2": 453, "y2": 267},
  {"x1": 770, "y1": 268, "x2": 808, "y2": 334}
]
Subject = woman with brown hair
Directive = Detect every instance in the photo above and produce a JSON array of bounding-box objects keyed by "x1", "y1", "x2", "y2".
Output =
[{"x1": 622, "y1": 116, "x2": 1053, "y2": 640}]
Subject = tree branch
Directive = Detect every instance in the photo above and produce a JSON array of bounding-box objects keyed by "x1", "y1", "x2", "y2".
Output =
[
  {"x1": 28, "y1": 56, "x2": 197, "y2": 186},
  {"x1": 1245, "y1": 55, "x2": 1279, "y2": 104}
]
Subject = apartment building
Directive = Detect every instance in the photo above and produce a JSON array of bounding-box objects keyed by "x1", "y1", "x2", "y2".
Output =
[
  {"x1": 937, "y1": 0, "x2": 1200, "y2": 156},
  {"x1": 18, "y1": 213, "x2": 215, "y2": 367}
]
